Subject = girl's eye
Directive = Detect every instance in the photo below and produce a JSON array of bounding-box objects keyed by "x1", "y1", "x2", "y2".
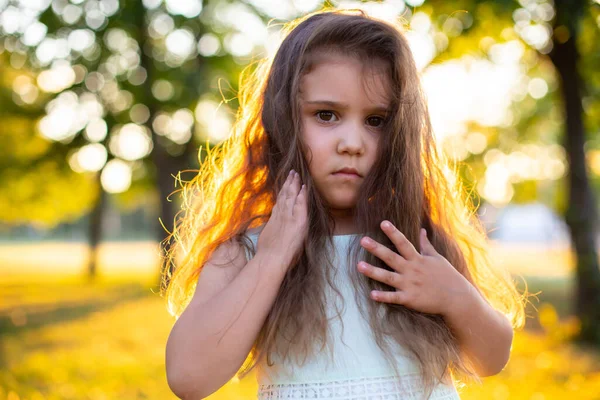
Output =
[
  {"x1": 315, "y1": 111, "x2": 337, "y2": 122},
  {"x1": 366, "y1": 116, "x2": 385, "y2": 128}
]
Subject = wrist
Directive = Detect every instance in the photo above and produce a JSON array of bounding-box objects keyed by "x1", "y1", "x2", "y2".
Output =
[
  {"x1": 441, "y1": 276, "x2": 479, "y2": 321},
  {"x1": 253, "y1": 248, "x2": 294, "y2": 274}
]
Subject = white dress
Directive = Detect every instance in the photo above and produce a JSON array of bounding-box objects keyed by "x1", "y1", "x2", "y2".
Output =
[{"x1": 243, "y1": 232, "x2": 461, "y2": 400}]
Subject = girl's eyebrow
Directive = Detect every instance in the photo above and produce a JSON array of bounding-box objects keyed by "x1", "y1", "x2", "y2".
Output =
[{"x1": 303, "y1": 100, "x2": 389, "y2": 114}]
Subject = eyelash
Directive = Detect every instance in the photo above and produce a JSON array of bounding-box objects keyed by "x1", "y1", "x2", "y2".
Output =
[{"x1": 314, "y1": 110, "x2": 386, "y2": 128}]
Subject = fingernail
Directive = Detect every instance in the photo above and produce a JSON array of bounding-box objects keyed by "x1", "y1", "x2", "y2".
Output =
[
  {"x1": 382, "y1": 221, "x2": 392, "y2": 229},
  {"x1": 289, "y1": 170, "x2": 294, "y2": 176},
  {"x1": 362, "y1": 237, "x2": 373, "y2": 246}
]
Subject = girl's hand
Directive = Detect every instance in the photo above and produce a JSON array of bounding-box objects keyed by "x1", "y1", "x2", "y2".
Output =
[
  {"x1": 257, "y1": 170, "x2": 308, "y2": 270},
  {"x1": 357, "y1": 221, "x2": 473, "y2": 316}
]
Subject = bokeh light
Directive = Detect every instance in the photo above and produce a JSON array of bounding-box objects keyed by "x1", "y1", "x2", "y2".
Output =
[
  {"x1": 22, "y1": 21, "x2": 47, "y2": 46},
  {"x1": 37, "y1": 61, "x2": 76, "y2": 93},
  {"x1": 165, "y1": 0, "x2": 202, "y2": 18},
  {"x1": 151, "y1": 80, "x2": 175, "y2": 102},
  {"x1": 198, "y1": 33, "x2": 221, "y2": 57},
  {"x1": 194, "y1": 99, "x2": 232, "y2": 142},
  {"x1": 84, "y1": 118, "x2": 108, "y2": 142},
  {"x1": 165, "y1": 28, "x2": 196, "y2": 59},
  {"x1": 68, "y1": 143, "x2": 108, "y2": 173},
  {"x1": 152, "y1": 109, "x2": 194, "y2": 145},
  {"x1": 101, "y1": 159, "x2": 132, "y2": 193},
  {"x1": 39, "y1": 91, "x2": 102, "y2": 142},
  {"x1": 108, "y1": 124, "x2": 153, "y2": 161}
]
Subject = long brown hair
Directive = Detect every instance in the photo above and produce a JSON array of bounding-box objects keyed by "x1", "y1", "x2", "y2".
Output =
[{"x1": 161, "y1": 9, "x2": 526, "y2": 398}]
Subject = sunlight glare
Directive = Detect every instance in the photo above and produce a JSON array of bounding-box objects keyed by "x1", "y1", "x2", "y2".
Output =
[
  {"x1": 13, "y1": 75, "x2": 39, "y2": 104},
  {"x1": 528, "y1": 78, "x2": 548, "y2": 99},
  {"x1": 68, "y1": 29, "x2": 95, "y2": 52},
  {"x1": 245, "y1": 0, "x2": 295, "y2": 19},
  {"x1": 76, "y1": 143, "x2": 108, "y2": 172},
  {"x1": 220, "y1": 4, "x2": 267, "y2": 48},
  {"x1": 85, "y1": 118, "x2": 108, "y2": 142},
  {"x1": 101, "y1": 159, "x2": 132, "y2": 193},
  {"x1": 224, "y1": 33, "x2": 253, "y2": 57},
  {"x1": 465, "y1": 132, "x2": 488, "y2": 155},
  {"x1": 198, "y1": 33, "x2": 220, "y2": 57},
  {"x1": 108, "y1": 124, "x2": 153, "y2": 161},
  {"x1": 406, "y1": 31, "x2": 436, "y2": 71},
  {"x1": 39, "y1": 93, "x2": 83, "y2": 142},
  {"x1": 410, "y1": 12, "x2": 431, "y2": 33},
  {"x1": 149, "y1": 12, "x2": 174, "y2": 38},
  {"x1": 169, "y1": 109, "x2": 194, "y2": 144},
  {"x1": 481, "y1": 163, "x2": 514, "y2": 206},
  {"x1": 62, "y1": 4, "x2": 83, "y2": 25},
  {"x1": 165, "y1": 0, "x2": 202, "y2": 18},
  {"x1": 292, "y1": 0, "x2": 322, "y2": 13},
  {"x1": 142, "y1": 0, "x2": 161, "y2": 9},
  {"x1": 37, "y1": 61, "x2": 76, "y2": 93},
  {"x1": 195, "y1": 99, "x2": 232, "y2": 142},
  {"x1": 22, "y1": 21, "x2": 47, "y2": 46},
  {"x1": 423, "y1": 57, "x2": 523, "y2": 141},
  {"x1": 0, "y1": 6, "x2": 20, "y2": 34},
  {"x1": 165, "y1": 29, "x2": 195, "y2": 58}
]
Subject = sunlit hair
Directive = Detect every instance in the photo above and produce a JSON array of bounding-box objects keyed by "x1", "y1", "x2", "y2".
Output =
[{"x1": 161, "y1": 9, "x2": 527, "y2": 399}]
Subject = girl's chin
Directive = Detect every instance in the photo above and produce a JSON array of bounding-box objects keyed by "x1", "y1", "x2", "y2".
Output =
[{"x1": 323, "y1": 196, "x2": 359, "y2": 210}]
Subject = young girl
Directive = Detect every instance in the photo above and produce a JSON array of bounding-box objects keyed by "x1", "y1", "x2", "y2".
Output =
[{"x1": 163, "y1": 9, "x2": 526, "y2": 400}]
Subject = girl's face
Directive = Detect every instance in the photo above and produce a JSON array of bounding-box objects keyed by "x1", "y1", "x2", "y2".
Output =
[{"x1": 299, "y1": 54, "x2": 391, "y2": 218}]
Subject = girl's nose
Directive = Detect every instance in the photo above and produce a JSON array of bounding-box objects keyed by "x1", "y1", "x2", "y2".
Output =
[{"x1": 337, "y1": 120, "x2": 365, "y2": 155}]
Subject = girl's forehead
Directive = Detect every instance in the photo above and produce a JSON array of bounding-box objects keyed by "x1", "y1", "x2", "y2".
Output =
[
  {"x1": 299, "y1": 54, "x2": 392, "y2": 104},
  {"x1": 304, "y1": 51, "x2": 389, "y2": 75}
]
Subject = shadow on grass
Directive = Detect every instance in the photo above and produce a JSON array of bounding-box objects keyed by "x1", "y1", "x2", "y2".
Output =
[{"x1": 0, "y1": 283, "x2": 153, "y2": 336}]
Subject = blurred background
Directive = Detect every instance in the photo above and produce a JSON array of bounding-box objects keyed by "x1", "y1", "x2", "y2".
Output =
[{"x1": 1, "y1": 0, "x2": 600, "y2": 399}]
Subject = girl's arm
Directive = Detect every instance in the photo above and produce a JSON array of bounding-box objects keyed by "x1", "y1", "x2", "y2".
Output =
[
  {"x1": 441, "y1": 283, "x2": 514, "y2": 377},
  {"x1": 165, "y1": 240, "x2": 290, "y2": 399}
]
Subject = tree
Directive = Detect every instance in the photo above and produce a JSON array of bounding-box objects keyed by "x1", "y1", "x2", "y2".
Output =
[
  {"x1": 0, "y1": 0, "x2": 279, "y2": 278},
  {"x1": 549, "y1": 0, "x2": 600, "y2": 344},
  {"x1": 425, "y1": 0, "x2": 600, "y2": 344}
]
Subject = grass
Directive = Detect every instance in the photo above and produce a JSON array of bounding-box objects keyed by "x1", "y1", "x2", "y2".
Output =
[{"x1": 1, "y1": 242, "x2": 600, "y2": 399}]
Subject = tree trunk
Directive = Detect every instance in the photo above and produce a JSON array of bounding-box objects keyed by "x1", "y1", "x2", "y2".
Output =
[
  {"x1": 550, "y1": 0, "x2": 600, "y2": 345},
  {"x1": 87, "y1": 173, "x2": 107, "y2": 279}
]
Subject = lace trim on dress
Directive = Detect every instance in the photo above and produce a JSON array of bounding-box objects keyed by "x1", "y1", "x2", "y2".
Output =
[{"x1": 257, "y1": 373, "x2": 459, "y2": 399}]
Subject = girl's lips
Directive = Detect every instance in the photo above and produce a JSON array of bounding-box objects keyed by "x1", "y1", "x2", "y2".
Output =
[{"x1": 333, "y1": 172, "x2": 361, "y2": 179}]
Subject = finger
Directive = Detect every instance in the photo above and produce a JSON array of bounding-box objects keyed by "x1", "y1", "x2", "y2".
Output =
[
  {"x1": 380, "y1": 221, "x2": 420, "y2": 261},
  {"x1": 358, "y1": 261, "x2": 402, "y2": 289},
  {"x1": 292, "y1": 184, "x2": 306, "y2": 217},
  {"x1": 274, "y1": 172, "x2": 293, "y2": 215},
  {"x1": 284, "y1": 170, "x2": 296, "y2": 199},
  {"x1": 278, "y1": 170, "x2": 294, "y2": 201},
  {"x1": 285, "y1": 173, "x2": 299, "y2": 212},
  {"x1": 360, "y1": 236, "x2": 405, "y2": 272},
  {"x1": 420, "y1": 228, "x2": 437, "y2": 256},
  {"x1": 292, "y1": 171, "x2": 301, "y2": 193},
  {"x1": 370, "y1": 289, "x2": 406, "y2": 305}
]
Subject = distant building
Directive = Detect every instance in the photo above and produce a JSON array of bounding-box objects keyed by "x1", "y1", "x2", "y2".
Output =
[{"x1": 479, "y1": 202, "x2": 570, "y2": 244}]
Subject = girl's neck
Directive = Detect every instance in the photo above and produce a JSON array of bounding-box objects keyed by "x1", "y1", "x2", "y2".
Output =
[{"x1": 331, "y1": 209, "x2": 360, "y2": 236}]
